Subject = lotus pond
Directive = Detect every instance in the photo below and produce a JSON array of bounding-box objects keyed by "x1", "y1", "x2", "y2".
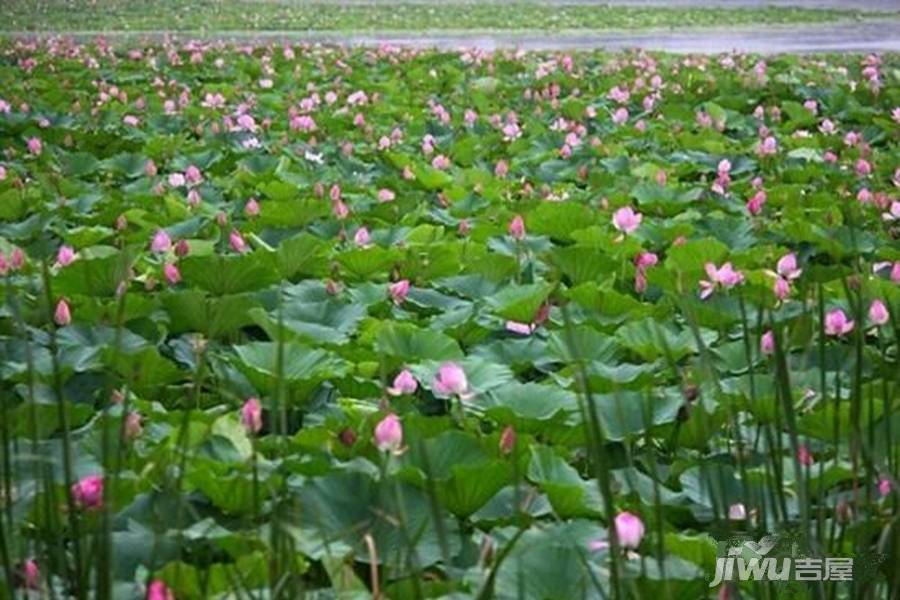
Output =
[{"x1": 0, "y1": 39, "x2": 898, "y2": 599}]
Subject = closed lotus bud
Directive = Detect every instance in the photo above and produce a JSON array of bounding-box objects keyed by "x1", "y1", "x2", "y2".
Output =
[
  {"x1": 124, "y1": 411, "x2": 143, "y2": 440},
  {"x1": 338, "y1": 427, "x2": 357, "y2": 447},
  {"x1": 174, "y1": 239, "x2": 190, "y2": 257},
  {"x1": 54, "y1": 299, "x2": 71, "y2": 326},
  {"x1": 499, "y1": 426, "x2": 516, "y2": 455},
  {"x1": 373, "y1": 413, "x2": 403, "y2": 453},
  {"x1": 240, "y1": 397, "x2": 263, "y2": 434},
  {"x1": 613, "y1": 511, "x2": 645, "y2": 549}
]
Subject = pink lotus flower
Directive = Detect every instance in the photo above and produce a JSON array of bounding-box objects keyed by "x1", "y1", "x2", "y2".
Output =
[
  {"x1": 634, "y1": 251, "x2": 658, "y2": 270},
  {"x1": 757, "y1": 136, "x2": 777, "y2": 156},
  {"x1": 184, "y1": 165, "x2": 202, "y2": 185},
  {"x1": 54, "y1": 299, "x2": 71, "y2": 326},
  {"x1": 869, "y1": 299, "x2": 889, "y2": 326},
  {"x1": 776, "y1": 253, "x2": 802, "y2": 280},
  {"x1": 728, "y1": 503, "x2": 747, "y2": 520},
  {"x1": 229, "y1": 230, "x2": 247, "y2": 253},
  {"x1": 373, "y1": 413, "x2": 403, "y2": 452},
  {"x1": 612, "y1": 206, "x2": 641, "y2": 235},
  {"x1": 431, "y1": 155, "x2": 450, "y2": 170},
  {"x1": 614, "y1": 511, "x2": 645, "y2": 549},
  {"x1": 240, "y1": 397, "x2": 262, "y2": 434},
  {"x1": 389, "y1": 279, "x2": 409, "y2": 305},
  {"x1": 144, "y1": 160, "x2": 158, "y2": 177},
  {"x1": 163, "y1": 263, "x2": 181, "y2": 285},
  {"x1": 354, "y1": 227, "x2": 371, "y2": 247},
  {"x1": 377, "y1": 188, "x2": 395, "y2": 202},
  {"x1": 27, "y1": 137, "x2": 42, "y2": 156},
  {"x1": 856, "y1": 159, "x2": 872, "y2": 177},
  {"x1": 168, "y1": 173, "x2": 186, "y2": 188},
  {"x1": 71, "y1": 474, "x2": 103, "y2": 509},
  {"x1": 508, "y1": 215, "x2": 526, "y2": 240},
  {"x1": 147, "y1": 579, "x2": 175, "y2": 600},
  {"x1": 387, "y1": 369, "x2": 418, "y2": 396},
  {"x1": 760, "y1": 330, "x2": 775, "y2": 355},
  {"x1": 824, "y1": 309, "x2": 854, "y2": 336},
  {"x1": 611, "y1": 107, "x2": 629, "y2": 125},
  {"x1": 56, "y1": 245, "x2": 77, "y2": 267},
  {"x1": 151, "y1": 230, "x2": 172, "y2": 253},
  {"x1": 882, "y1": 201, "x2": 900, "y2": 222},
  {"x1": 878, "y1": 477, "x2": 891, "y2": 497},
  {"x1": 432, "y1": 362, "x2": 470, "y2": 397},
  {"x1": 699, "y1": 262, "x2": 744, "y2": 299}
]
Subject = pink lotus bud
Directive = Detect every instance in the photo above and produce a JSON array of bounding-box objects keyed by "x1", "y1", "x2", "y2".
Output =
[
  {"x1": 54, "y1": 299, "x2": 71, "y2": 326},
  {"x1": 432, "y1": 362, "x2": 469, "y2": 397},
  {"x1": 27, "y1": 137, "x2": 42, "y2": 155},
  {"x1": 56, "y1": 245, "x2": 77, "y2": 267},
  {"x1": 655, "y1": 169, "x2": 667, "y2": 186},
  {"x1": 614, "y1": 511, "x2": 645, "y2": 549},
  {"x1": 116, "y1": 214, "x2": 128, "y2": 231},
  {"x1": 21, "y1": 559, "x2": 40, "y2": 589},
  {"x1": 855, "y1": 159, "x2": 872, "y2": 176},
  {"x1": 325, "y1": 279, "x2": 342, "y2": 295},
  {"x1": 728, "y1": 503, "x2": 747, "y2": 520},
  {"x1": 163, "y1": 263, "x2": 181, "y2": 285},
  {"x1": 10, "y1": 247, "x2": 24, "y2": 270},
  {"x1": 144, "y1": 160, "x2": 157, "y2": 177},
  {"x1": 174, "y1": 239, "x2": 190, "y2": 257},
  {"x1": 824, "y1": 309, "x2": 854, "y2": 336},
  {"x1": 499, "y1": 425, "x2": 516, "y2": 455},
  {"x1": 124, "y1": 411, "x2": 143, "y2": 440},
  {"x1": 373, "y1": 413, "x2": 403, "y2": 452},
  {"x1": 71, "y1": 474, "x2": 103, "y2": 509},
  {"x1": 773, "y1": 276, "x2": 791, "y2": 300},
  {"x1": 387, "y1": 369, "x2": 418, "y2": 396},
  {"x1": 151, "y1": 230, "x2": 172, "y2": 253},
  {"x1": 377, "y1": 188, "x2": 395, "y2": 202},
  {"x1": 760, "y1": 330, "x2": 775, "y2": 355},
  {"x1": 240, "y1": 397, "x2": 262, "y2": 434},
  {"x1": 634, "y1": 270, "x2": 648, "y2": 294},
  {"x1": 332, "y1": 200, "x2": 349, "y2": 220},
  {"x1": 869, "y1": 299, "x2": 889, "y2": 326},
  {"x1": 878, "y1": 478, "x2": 891, "y2": 497},
  {"x1": 495, "y1": 160, "x2": 509, "y2": 178},
  {"x1": 797, "y1": 445, "x2": 814, "y2": 466},
  {"x1": 229, "y1": 230, "x2": 247, "y2": 253},
  {"x1": 354, "y1": 227, "x2": 370, "y2": 247},
  {"x1": 147, "y1": 580, "x2": 175, "y2": 600},
  {"x1": 186, "y1": 188, "x2": 201, "y2": 208},
  {"x1": 612, "y1": 206, "x2": 641, "y2": 234},
  {"x1": 458, "y1": 219, "x2": 470, "y2": 236},
  {"x1": 389, "y1": 279, "x2": 410, "y2": 305},
  {"x1": 508, "y1": 215, "x2": 526, "y2": 240}
]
